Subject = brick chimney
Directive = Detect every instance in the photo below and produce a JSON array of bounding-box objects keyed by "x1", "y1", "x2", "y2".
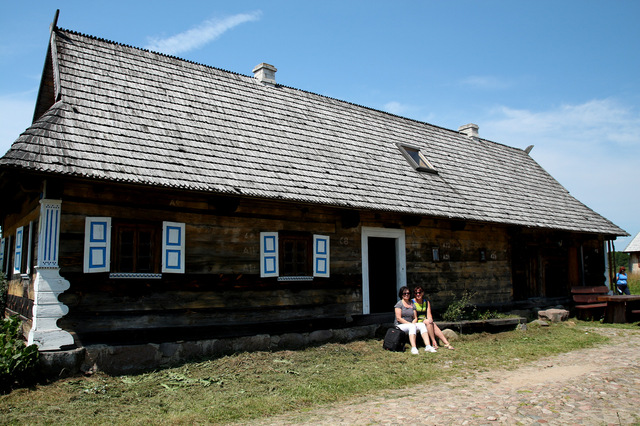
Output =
[
  {"x1": 252, "y1": 63, "x2": 277, "y2": 85},
  {"x1": 458, "y1": 123, "x2": 479, "y2": 139}
]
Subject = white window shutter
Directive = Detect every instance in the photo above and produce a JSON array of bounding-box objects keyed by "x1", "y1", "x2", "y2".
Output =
[
  {"x1": 313, "y1": 234, "x2": 330, "y2": 277},
  {"x1": 13, "y1": 227, "x2": 24, "y2": 274},
  {"x1": 25, "y1": 222, "x2": 34, "y2": 274},
  {"x1": 162, "y1": 222, "x2": 185, "y2": 273},
  {"x1": 84, "y1": 217, "x2": 111, "y2": 273},
  {"x1": 0, "y1": 237, "x2": 5, "y2": 273},
  {"x1": 3, "y1": 236, "x2": 10, "y2": 276},
  {"x1": 260, "y1": 232, "x2": 279, "y2": 277}
]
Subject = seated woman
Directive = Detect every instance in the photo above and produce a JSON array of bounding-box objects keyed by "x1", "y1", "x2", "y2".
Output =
[
  {"x1": 394, "y1": 286, "x2": 420, "y2": 355},
  {"x1": 412, "y1": 285, "x2": 455, "y2": 350}
]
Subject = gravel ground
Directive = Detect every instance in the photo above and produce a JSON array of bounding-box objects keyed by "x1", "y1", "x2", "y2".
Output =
[{"x1": 253, "y1": 326, "x2": 640, "y2": 425}]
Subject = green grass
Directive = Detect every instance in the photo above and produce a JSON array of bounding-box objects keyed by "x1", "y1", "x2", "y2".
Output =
[
  {"x1": 628, "y1": 274, "x2": 640, "y2": 294},
  {"x1": 0, "y1": 321, "x2": 626, "y2": 425}
]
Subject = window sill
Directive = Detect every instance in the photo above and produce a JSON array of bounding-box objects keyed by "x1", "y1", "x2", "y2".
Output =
[
  {"x1": 109, "y1": 273, "x2": 162, "y2": 279},
  {"x1": 277, "y1": 276, "x2": 314, "y2": 282}
]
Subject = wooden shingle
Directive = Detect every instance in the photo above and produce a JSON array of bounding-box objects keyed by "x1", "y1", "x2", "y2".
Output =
[{"x1": 0, "y1": 28, "x2": 626, "y2": 236}]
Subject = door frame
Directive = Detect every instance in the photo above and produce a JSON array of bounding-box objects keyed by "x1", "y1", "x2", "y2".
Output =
[{"x1": 361, "y1": 227, "x2": 406, "y2": 314}]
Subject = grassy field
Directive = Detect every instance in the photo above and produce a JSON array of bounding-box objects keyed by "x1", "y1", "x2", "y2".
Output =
[
  {"x1": 628, "y1": 274, "x2": 640, "y2": 294},
  {"x1": 1, "y1": 320, "x2": 634, "y2": 425}
]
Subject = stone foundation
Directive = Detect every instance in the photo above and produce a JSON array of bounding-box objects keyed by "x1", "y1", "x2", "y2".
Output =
[{"x1": 38, "y1": 324, "x2": 380, "y2": 377}]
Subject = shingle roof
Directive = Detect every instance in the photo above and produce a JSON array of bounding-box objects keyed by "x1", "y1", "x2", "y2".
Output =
[
  {"x1": 0, "y1": 28, "x2": 627, "y2": 236},
  {"x1": 624, "y1": 232, "x2": 640, "y2": 252}
]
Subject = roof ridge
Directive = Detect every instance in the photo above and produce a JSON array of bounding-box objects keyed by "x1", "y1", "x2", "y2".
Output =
[
  {"x1": 54, "y1": 27, "x2": 482, "y2": 142},
  {"x1": 56, "y1": 27, "x2": 244, "y2": 78}
]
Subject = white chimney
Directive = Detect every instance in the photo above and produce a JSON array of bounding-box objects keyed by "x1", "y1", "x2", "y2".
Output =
[
  {"x1": 458, "y1": 123, "x2": 479, "y2": 139},
  {"x1": 252, "y1": 63, "x2": 277, "y2": 85}
]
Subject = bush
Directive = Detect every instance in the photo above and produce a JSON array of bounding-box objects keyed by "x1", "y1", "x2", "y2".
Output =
[
  {"x1": 441, "y1": 291, "x2": 512, "y2": 321},
  {"x1": 442, "y1": 291, "x2": 475, "y2": 322},
  {"x1": 0, "y1": 316, "x2": 39, "y2": 393}
]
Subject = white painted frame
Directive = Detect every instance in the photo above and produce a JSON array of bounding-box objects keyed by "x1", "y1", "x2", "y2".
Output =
[{"x1": 361, "y1": 227, "x2": 406, "y2": 315}]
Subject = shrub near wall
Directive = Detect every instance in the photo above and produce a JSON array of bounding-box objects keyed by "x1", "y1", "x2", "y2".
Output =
[{"x1": 0, "y1": 316, "x2": 39, "y2": 393}]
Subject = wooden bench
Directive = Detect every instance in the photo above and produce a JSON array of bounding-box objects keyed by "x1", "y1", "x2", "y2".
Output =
[{"x1": 571, "y1": 286, "x2": 609, "y2": 320}]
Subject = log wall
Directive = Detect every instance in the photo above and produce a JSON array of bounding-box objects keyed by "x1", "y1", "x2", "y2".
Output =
[{"x1": 1, "y1": 179, "x2": 608, "y2": 345}]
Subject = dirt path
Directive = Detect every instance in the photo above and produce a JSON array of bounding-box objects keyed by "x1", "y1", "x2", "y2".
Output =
[{"x1": 255, "y1": 327, "x2": 640, "y2": 425}]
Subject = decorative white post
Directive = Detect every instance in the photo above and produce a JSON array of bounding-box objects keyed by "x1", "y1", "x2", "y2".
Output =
[{"x1": 27, "y1": 199, "x2": 74, "y2": 350}]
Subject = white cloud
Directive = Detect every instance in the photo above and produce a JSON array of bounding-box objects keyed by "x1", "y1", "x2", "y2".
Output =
[
  {"x1": 482, "y1": 99, "x2": 640, "y2": 245},
  {"x1": 145, "y1": 11, "x2": 262, "y2": 55},
  {"x1": 487, "y1": 99, "x2": 639, "y2": 149}
]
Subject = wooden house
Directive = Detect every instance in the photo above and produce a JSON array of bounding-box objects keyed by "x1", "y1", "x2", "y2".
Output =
[
  {"x1": 623, "y1": 232, "x2": 640, "y2": 275},
  {"x1": 0, "y1": 22, "x2": 627, "y2": 355}
]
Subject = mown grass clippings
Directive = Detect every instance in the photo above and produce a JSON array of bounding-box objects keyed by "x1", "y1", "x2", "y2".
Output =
[{"x1": 0, "y1": 322, "x2": 614, "y2": 424}]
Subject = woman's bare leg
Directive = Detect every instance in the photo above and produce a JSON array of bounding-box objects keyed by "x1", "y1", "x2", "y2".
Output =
[
  {"x1": 426, "y1": 322, "x2": 438, "y2": 348},
  {"x1": 434, "y1": 324, "x2": 454, "y2": 348}
]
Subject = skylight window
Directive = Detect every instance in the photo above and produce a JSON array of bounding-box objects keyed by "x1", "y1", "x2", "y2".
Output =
[{"x1": 397, "y1": 144, "x2": 437, "y2": 174}]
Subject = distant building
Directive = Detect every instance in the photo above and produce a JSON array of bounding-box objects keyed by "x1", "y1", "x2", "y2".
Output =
[{"x1": 623, "y1": 232, "x2": 640, "y2": 275}]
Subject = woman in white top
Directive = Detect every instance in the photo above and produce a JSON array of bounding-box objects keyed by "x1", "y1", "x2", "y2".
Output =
[{"x1": 394, "y1": 286, "x2": 421, "y2": 354}]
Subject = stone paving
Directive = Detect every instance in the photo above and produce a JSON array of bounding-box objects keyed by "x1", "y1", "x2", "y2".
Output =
[{"x1": 255, "y1": 327, "x2": 640, "y2": 425}]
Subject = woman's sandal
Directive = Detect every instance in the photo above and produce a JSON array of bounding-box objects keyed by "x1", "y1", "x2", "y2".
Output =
[{"x1": 445, "y1": 344, "x2": 455, "y2": 350}]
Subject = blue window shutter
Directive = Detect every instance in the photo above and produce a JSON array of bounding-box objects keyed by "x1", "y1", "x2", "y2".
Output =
[
  {"x1": 260, "y1": 232, "x2": 279, "y2": 277},
  {"x1": 162, "y1": 222, "x2": 185, "y2": 273},
  {"x1": 313, "y1": 234, "x2": 330, "y2": 278},
  {"x1": 3, "y1": 236, "x2": 10, "y2": 276},
  {"x1": 0, "y1": 238, "x2": 4, "y2": 272},
  {"x1": 26, "y1": 222, "x2": 34, "y2": 274},
  {"x1": 13, "y1": 227, "x2": 23, "y2": 274},
  {"x1": 83, "y1": 217, "x2": 111, "y2": 273}
]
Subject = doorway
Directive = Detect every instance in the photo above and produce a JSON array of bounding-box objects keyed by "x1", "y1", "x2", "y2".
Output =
[{"x1": 361, "y1": 227, "x2": 406, "y2": 314}]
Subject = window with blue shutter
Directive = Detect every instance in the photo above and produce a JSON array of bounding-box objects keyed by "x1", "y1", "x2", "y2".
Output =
[
  {"x1": 313, "y1": 235, "x2": 330, "y2": 277},
  {"x1": 13, "y1": 227, "x2": 23, "y2": 274},
  {"x1": 3, "y1": 236, "x2": 10, "y2": 276},
  {"x1": 84, "y1": 217, "x2": 111, "y2": 273},
  {"x1": 0, "y1": 237, "x2": 5, "y2": 273},
  {"x1": 260, "y1": 232, "x2": 279, "y2": 277},
  {"x1": 162, "y1": 222, "x2": 185, "y2": 274},
  {"x1": 260, "y1": 232, "x2": 330, "y2": 279}
]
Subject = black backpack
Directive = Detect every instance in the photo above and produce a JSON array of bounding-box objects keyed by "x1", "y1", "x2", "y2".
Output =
[{"x1": 382, "y1": 327, "x2": 406, "y2": 352}]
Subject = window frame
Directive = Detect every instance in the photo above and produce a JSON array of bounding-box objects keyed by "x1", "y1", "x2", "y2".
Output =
[
  {"x1": 397, "y1": 143, "x2": 438, "y2": 174},
  {"x1": 279, "y1": 231, "x2": 313, "y2": 277},
  {"x1": 112, "y1": 221, "x2": 161, "y2": 274},
  {"x1": 83, "y1": 217, "x2": 186, "y2": 276},
  {"x1": 260, "y1": 231, "x2": 330, "y2": 279}
]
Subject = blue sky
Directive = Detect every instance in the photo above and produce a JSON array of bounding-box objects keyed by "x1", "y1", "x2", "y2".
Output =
[{"x1": 1, "y1": 1, "x2": 639, "y2": 250}]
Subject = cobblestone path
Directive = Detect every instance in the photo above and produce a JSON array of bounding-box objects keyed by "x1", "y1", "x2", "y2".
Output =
[{"x1": 256, "y1": 327, "x2": 640, "y2": 425}]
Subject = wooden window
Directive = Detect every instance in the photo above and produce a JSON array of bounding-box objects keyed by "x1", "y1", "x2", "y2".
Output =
[
  {"x1": 280, "y1": 232, "x2": 312, "y2": 276},
  {"x1": 397, "y1": 143, "x2": 437, "y2": 174},
  {"x1": 84, "y1": 217, "x2": 185, "y2": 275},
  {"x1": 260, "y1": 232, "x2": 330, "y2": 278},
  {"x1": 113, "y1": 223, "x2": 159, "y2": 273}
]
